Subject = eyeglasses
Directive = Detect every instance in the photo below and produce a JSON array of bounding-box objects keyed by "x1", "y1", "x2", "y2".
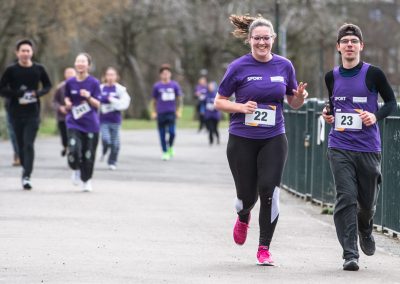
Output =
[
  {"x1": 339, "y1": 39, "x2": 360, "y2": 44},
  {"x1": 251, "y1": 35, "x2": 274, "y2": 42}
]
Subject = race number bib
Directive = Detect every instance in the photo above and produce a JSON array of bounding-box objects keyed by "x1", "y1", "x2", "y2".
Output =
[
  {"x1": 101, "y1": 103, "x2": 115, "y2": 114},
  {"x1": 245, "y1": 105, "x2": 276, "y2": 127},
  {"x1": 206, "y1": 102, "x2": 215, "y2": 111},
  {"x1": 161, "y1": 91, "x2": 175, "y2": 101},
  {"x1": 19, "y1": 92, "x2": 37, "y2": 105},
  {"x1": 334, "y1": 109, "x2": 363, "y2": 131},
  {"x1": 72, "y1": 102, "x2": 91, "y2": 120}
]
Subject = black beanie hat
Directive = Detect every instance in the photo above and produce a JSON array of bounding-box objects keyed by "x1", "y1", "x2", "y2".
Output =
[{"x1": 337, "y1": 23, "x2": 363, "y2": 43}]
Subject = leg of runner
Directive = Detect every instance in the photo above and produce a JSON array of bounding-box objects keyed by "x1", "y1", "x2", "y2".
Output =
[
  {"x1": 100, "y1": 123, "x2": 111, "y2": 162},
  {"x1": 6, "y1": 112, "x2": 20, "y2": 166},
  {"x1": 327, "y1": 149, "x2": 360, "y2": 265},
  {"x1": 215, "y1": 120, "x2": 220, "y2": 144},
  {"x1": 68, "y1": 129, "x2": 83, "y2": 186},
  {"x1": 58, "y1": 121, "x2": 68, "y2": 157},
  {"x1": 13, "y1": 117, "x2": 39, "y2": 190},
  {"x1": 356, "y1": 152, "x2": 381, "y2": 256},
  {"x1": 80, "y1": 132, "x2": 99, "y2": 192},
  {"x1": 256, "y1": 134, "x2": 288, "y2": 266},
  {"x1": 205, "y1": 119, "x2": 213, "y2": 145},
  {"x1": 108, "y1": 123, "x2": 120, "y2": 170},
  {"x1": 157, "y1": 113, "x2": 169, "y2": 160},
  {"x1": 167, "y1": 114, "x2": 176, "y2": 158},
  {"x1": 227, "y1": 134, "x2": 259, "y2": 246}
]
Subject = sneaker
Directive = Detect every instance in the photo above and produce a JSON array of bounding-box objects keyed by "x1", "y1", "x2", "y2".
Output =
[
  {"x1": 359, "y1": 233, "x2": 376, "y2": 256},
  {"x1": 108, "y1": 164, "x2": 117, "y2": 171},
  {"x1": 82, "y1": 179, "x2": 92, "y2": 192},
  {"x1": 233, "y1": 214, "x2": 250, "y2": 245},
  {"x1": 61, "y1": 148, "x2": 67, "y2": 157},
  {"x1": 257, "y1": 246, "x2": 274, "y2": 266},
  {"x1": 71, "y1": 170, "x2": 81, "y2": 186},
  {"x1": 162, "y1": 152, "x2": 170, "y2": 161},
  {"x1": 167, "y1": 147, "x2": 175, "y2": 158},
  {"x1": 343, "y1": 258, "x2": 359, "y2": 271},
  {"x1": 22, "y1": 177, "x2": 32, "y2": 190},
  {"x1": 12, "y1": 156, "x2": 21, "y2": 167}
]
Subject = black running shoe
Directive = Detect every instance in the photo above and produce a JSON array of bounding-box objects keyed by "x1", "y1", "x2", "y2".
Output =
[
  {"x1": 359, "y1": 233, "x2": 376, "y2": 256},
  {"x1": 343, "y1": 258, "x2": 359, "y2": 271},
  {"x1": 22, "y1": 177, "x2": 32, "y2": 190}
]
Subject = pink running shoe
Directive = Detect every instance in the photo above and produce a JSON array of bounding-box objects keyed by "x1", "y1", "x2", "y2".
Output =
[
  {"x1": 233, "y1": 214, "x2": 250, "y2": 245},
  {"x1": 257, "y1": 246, "x2": 274, "y2": 266}
]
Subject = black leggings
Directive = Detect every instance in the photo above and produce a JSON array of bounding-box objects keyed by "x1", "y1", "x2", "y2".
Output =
[
  {"x1": 205, "y1": 118, "x2": 220, "y2": 144},
  {"x1": 227, "y1": 133, "x2": 288, "y2": 247},
  {"x1": 58, "y1": 121, "x2": 68, "y2": 148},
  {"x1": 67, "y1": 129, "x2": 99, "y2": 182},
  {"x1": 12, "y1": 116, "x2": 40, "y2": 178}
]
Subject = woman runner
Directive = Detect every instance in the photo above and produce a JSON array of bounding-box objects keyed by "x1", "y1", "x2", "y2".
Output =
[
  {"x1": 215, "y1": 15, "x2": 308, "y2": 265},
  {"x1": 64, "y1": 53, "x2": 101, "y2": 192},
  {"x1": 99, "y1": 67, "x2": 131, "y2": 170}
]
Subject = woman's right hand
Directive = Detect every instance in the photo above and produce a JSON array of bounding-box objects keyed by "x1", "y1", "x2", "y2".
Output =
[{"x1": 240, "y1": 101, "x2": 258, "y2": 114}]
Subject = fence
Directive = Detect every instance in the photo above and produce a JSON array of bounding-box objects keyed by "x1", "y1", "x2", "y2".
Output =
[{"x1": 282, "y1": 99, "x2": 400, "y2": 235}]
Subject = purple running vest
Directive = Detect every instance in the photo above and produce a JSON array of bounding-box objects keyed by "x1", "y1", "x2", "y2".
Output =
[{"x1": 328, "y1": 62, "x2": 381, "y2": 152}]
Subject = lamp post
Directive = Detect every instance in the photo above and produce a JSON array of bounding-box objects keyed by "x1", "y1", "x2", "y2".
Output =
[{"x1": 274, "y1": 0, "x2": 280, "y2": 54}]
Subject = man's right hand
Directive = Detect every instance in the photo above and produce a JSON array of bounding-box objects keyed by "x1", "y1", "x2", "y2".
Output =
[{"x1": 322, "y1": 107, "x2": 334, "y2": 124}]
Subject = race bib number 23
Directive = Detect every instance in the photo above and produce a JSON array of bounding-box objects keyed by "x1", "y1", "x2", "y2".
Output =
[{"x1": 334, "y1": 109, "x2": 363, "y2": 131}]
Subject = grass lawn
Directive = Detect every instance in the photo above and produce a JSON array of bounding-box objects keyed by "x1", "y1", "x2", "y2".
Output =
[{"x1": 38, "y1": 106, "x2": 229, "y2": 136}]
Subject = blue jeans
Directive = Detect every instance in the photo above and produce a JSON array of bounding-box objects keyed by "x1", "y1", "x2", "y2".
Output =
[
  {"x1": 157, "y1": 112, "x2": 176, "y2": 153},
  {"x1": 100, "y1": 123, "x2": 121, "y2": 165}
]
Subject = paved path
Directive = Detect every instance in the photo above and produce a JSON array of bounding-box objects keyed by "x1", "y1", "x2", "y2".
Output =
[{"x1": 0, "y1": 129, "x2": 399, "y2": 283}]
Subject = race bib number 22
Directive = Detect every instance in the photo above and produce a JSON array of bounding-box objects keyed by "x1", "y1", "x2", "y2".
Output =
[{"x1": 245, "y1": 105, "x2": 276, "y2": 127}]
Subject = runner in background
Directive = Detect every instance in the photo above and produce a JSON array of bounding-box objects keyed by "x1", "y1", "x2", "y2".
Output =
[
  {"x1": 64, "y1": 53, "x2": 101, "y2": 192},
  {"x1": 99, "y1": 67, "x2": 131, "y2": 170},
  {"x1": 204, "y1": 81, "x2": 221, "y2": 145},
  {"x1": 195, "y1": 76, "x2": 207, "y2": 132},
  {"x1": 53, "y1": 67, "x2": 76, "y2": 157},
  {"x1": 0, "y1": 39, "x2": 52, "y2": 190},
  {"x1": 151, "y1": 64, "x2": 183, "y2": 161}
]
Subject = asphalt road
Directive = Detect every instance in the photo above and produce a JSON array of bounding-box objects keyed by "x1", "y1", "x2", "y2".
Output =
[{"x1": 1, "y1": 129, "x2": 399, "y2": 283}]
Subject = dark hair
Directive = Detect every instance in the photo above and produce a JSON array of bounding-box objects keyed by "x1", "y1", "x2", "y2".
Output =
[
  {"x1": 337, "y1": 23, "x2": 363, "y2": 43},
  {"x1": 229, "y1": 14, "x2": 275, "y2": 41},
  {"x1": 159, "y1": 63, "x2": 172, "y2": 73},
  {"x1": 77, "y1": 52, "x2": 92, "y2": 66},
  {"x1": 16, "y1": 39, "x2": 34, "y2": 51}
]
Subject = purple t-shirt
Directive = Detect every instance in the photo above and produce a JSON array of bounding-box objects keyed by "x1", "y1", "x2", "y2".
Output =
[
  {"x1": 328, "y1": 62, "x2": 381, "y2": 152},
  {"x1": 218, "y1": 53, "x2": 298, "y2": 139},
  {"x1": 195, "y1": 84, "x2": 207, "y2": 102},
  {"x1": 152, "y1": 80, "x2": 182, "y2": 114},
  {"x1": 204, "y1": 90, "x2": 221, "y2": 120},
  {"x1": 65, "y1": 76, "x2": 101, "y2": 133},
  {"x1": 99, "y1": 85, "x2": 122, "y2": 124}
]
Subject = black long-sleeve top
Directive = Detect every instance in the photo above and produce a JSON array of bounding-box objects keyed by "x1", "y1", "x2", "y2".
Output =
[{"x1": 0, "y1": 62, "x2": 52, "y2": 118}]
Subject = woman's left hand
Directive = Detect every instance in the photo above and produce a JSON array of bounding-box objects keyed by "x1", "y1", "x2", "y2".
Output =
[{"x1": 292, "y1": 82, "x2": 308, "y2": 100}]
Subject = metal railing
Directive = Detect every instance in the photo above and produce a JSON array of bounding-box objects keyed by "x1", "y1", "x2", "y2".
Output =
[{"x1": 282, "y1": 99, "x2": 400, "y2": 235}]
